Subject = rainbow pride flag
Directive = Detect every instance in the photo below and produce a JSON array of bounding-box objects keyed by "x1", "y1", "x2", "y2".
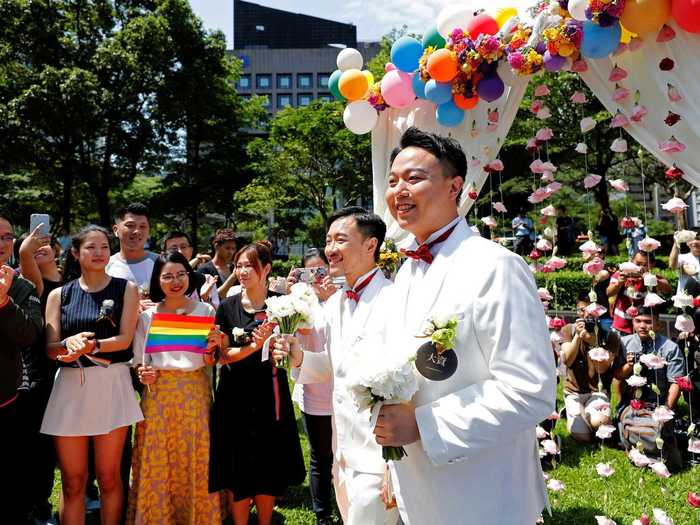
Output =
[{"x1": 145, "y1": 313, "x2": 215, "y2": 355}]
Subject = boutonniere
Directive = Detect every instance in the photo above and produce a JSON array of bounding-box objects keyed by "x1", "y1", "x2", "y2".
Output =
[
  {"x1": 97, "y1": 299, "x2": 116, "y2": 328},
  {"x1": 231, "y1": 327, "x2": 250, "y2": 346},
  {"x1": 414, "y1": 314, "x2": 462, "y2": 381}
]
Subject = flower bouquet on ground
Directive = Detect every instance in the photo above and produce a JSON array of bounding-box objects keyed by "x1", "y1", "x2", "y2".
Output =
[
  {"x1": 348, "y1": 348, "x2": 419, "y2": 462},
  {"x1": 265, "y1": 282, "x2": 317, "y2": 368}
]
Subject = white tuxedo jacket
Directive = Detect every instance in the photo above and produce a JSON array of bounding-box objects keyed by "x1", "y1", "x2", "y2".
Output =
[
  {"x1": 383, "y1": 220, "x2": 556, "y2": 525},
  {"x1": 296, "y1": 270, "x2": 392, "y2": 475}
]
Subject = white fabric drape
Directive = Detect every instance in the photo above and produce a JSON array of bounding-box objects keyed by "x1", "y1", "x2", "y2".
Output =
[
  {"x1": 371, "y1": 76, "x2": 530, "y2": 244},
  {"x1": 579, "y1": 20, "x2": 700, "y2": 186}
]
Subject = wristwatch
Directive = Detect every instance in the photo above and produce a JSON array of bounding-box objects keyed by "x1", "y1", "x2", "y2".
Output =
[{"x1": 91, "y1": 339, "x2": 101, "y2": 355}]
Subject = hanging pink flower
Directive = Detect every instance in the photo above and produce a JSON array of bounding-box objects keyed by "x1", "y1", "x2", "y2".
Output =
[
  {"x1": 469, "y1": 157, "x2": 481, "y2": 168},
  {"x1": 536, "y1": 425, "x2": 549, "y2": 439},
  {"x1": 579, "y1": 240, "x2": 601, "y2": 255},
  {"x1": 571, "y1": 91, "x2": 588, "y2": 104},
  {"x1": 546, "y1": 479, "x2": 565, "y2": 491},
  {"x1": 659, "y1": 57, "x2": 675, "y2": 71},
  {"x1": 609, "y1": 65, "x2": 628, "y2": 82},
  {"x1": 529, "y1": 159, "x2": 545, "y2": 173},
  {"x1": 613, "y1": 43, "x2": 627, "y2": 56},
  {"x1": 547, "y1": 411, "x2": 560, "y2": 421},
  {"x1": 486, "y1": 122, "x2": 498, "y2": 133},
  {"x1": 644, "y1": 293, "x2": 666, "y2": 308},
  {"x1": 547, "y1": 256, "x2": 566, "y2": 270},
  {"x1": 659, "y1": 136, "x2": 686, "y2": 154},
  {"x1": 596, "y1": 424, "x2": 616, "y2": 440},
  {"x1": 526, "y1": 137, "x2": 539, "y2": 152},
  {"x1": 688, "y1": 491, "x2": 700, "y2": 508},
  {"x1": 547, "y1": 181, "x2": 562, "y2": 192},
  {"x1": 581, "y1": 117, "x2": 597, "y2": 133},
  {"x1": 640, "y1": 353, "x2": 667, "y2": 369},
  {"x1": 613, "y1": 86, "x2": 631, "y2": 102},
  {"x1": 626, "y1": 306, "x2": 640, "y2": 319},
  {"x1": 536, "y1": 128, "x2": 554, "y2": 141},
  {"x1": 549, "y1": 317, "x2": 565, "y2": 330},
  {"x1": 571, "y1": 59, "x2": 588, "y2": 72},
  {"x1": 594, "y1": 515, "x2": 616, "y2": 525},
  {"x1": 541, "y1": 171, "x2": 554, "y2": 183},
  {"x1": 611, "y1": 138, "x2": 628, "y2": 153},
  {"x1": 528, "y1": 188, "x2": 550, "y2": 204},
  {"x1": 662, "y1": 197, "x2": 688, "y2": 214},
  {"x1": 537, "y1": 107, "x2": 551, "y2": 120},
  {"x1": 610, "y1": 113, "x2": 629, "y2": 129},
  {"x1": 541, "y1": 161, "x2": 557, "y2": 172},
  {"x1": 630, "y1": 398, "x2": 644, "y2": 410},
  {"x1": 549, "y1": 330, "x2": 560, "y2": 342},
  {"x1": 530, "y1": 99, "x2": 544, "y2": 114},
  {"x1": 493, "y1": 201, "x2": 507, "y2": 213},
  {"x1": 665, "y1": 165, "x2": 684, "y2": 181},
  {"x1": 650, "y1": 462, "x2": 671, "y2": 478},
  {"x1": 609, "y1": 179, "x2": 629, "y2": 192},
  {"x1": 620, "y1": 261, "x2": 642, "y2": 273},
  {"x1": 674, "y1": 376, "x2": 693, "y2": 391},
  {"x1": 583, "y1": 174, "x2": 602, "y2": 189},
  {"x1": 541, "y1": 205, "x2": 556, "y2": 217},
  {"x1": 664, "y1": 111, "x2": 681, "y2": 127},
  {"x1": 534, "y1": 85, "x2": 550, "y2": 97},
  {"x1": 480, "y1": 216, "x2": 498, "y2": 229},
  {"x1": 626, "y1": 375, "x2": 647, "y2": 387},
  {"x1": 541, "y1": 439, "x2": 559, "y2": 455},
  {"x1": 656, "y1": 25, "x2": 676, "y2": 43},
  {"x1": 583, "y1": 258, "x2": 605, "y2": 276},
  {"x1": 667, "y1": 84, "x2": 683, "y2": 103},
  {"x1": 538, "y1": 289, "x2": 552, "y2": 302},
  {"x1": 652, "y1": 405, "x2": 674, "y2": 422},
  {"x1": 688, "y1": 439, "x2": 700, "y2": 454},
  {"x1": 589, "y1": 347, "x2": 611, "y2": 362},
  {"x1": 466, "y1": 184, "x2": 478, "y2": 200},
  {"x1": 631, "y1": 104, "x2": 649, "y2": 123},
  {"x1": 576, "y1": 142, "x2": 589, "y2": 154},
  {"x1": 675, "y1": 315, "x2": 695, "y2": 333},
  {"x1": 629, "y1": 448, "x2": 652, "y2": 467},
  {"x1": 629, "y1": 37, "x2": 644, "y2": 52},
  {"x1": 621, "y1": 216, "x2": 635, "y2": 229},
  {"x1": 638, "y1": 237, "x2": 661, "y2": 252},
  {"x1": 536, "y1": 239, "x2": 553, "y2": 252},
  {"x1": 488, "y1": 108, "x2": 499, "y2": 123},
  {"x1": 530, "y1": 249, "x2": 543, "y2": 260},
  {"x1": 586, "y1": 302, "x2": 608, "y2": 318}
]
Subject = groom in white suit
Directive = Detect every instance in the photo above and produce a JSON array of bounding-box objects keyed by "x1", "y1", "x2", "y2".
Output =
[
  {"x1": 373, "y1": 127, "x2": 556, "y2": 525},
  {"x1": 273, "y1": 207, "x2": 399, "y2": 525}
]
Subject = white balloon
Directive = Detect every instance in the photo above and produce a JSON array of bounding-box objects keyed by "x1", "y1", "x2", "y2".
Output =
[
  {"x1": 496, "y1": 59, "x2": 516, "y2": 86},
  {"x1": 436, "y1": 4, "x2": 479, "y2": 38},
  {"x1": 343, "y1": 100, "x2": 378, "y2": 135},
  {"x1": 337, "y1": 48, "x2": 363, "y2": 72},
  {"x1": 568, "y1": 0, "x2": 588, "y2": 21}
]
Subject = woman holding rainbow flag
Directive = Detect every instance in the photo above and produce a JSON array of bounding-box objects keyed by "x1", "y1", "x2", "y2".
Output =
[{"x1": 127, "y1": 251, "x2": 222, "y2": 524}]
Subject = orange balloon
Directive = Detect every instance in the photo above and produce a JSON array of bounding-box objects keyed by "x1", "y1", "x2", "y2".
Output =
[
  {"x1": 454, "y1": 93, "x2": 479, "y2": 110},
  {"x1": 620, "y1": 0, "x2": 671, "y2": 35},
  {"x1": 338, "y1": 69, "x2": 369, "y2": 101},
  {"x1": 427, "y1": 49, "x2": 459, "y2": 83}
]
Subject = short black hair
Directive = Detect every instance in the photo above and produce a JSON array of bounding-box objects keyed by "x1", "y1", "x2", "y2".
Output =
[
  {"x1": 161, "y1": 231, "x2": 192, "y2": 253},
  {"x1": 0, "y1": 210, "x2": 11, "y2": 227},
  {"x1": 328, "y1": 206, "x2": 386, "y2": 262},
  {"x1": 576, "y1": 291, "x2": 591, "y2": 303},
  {"x1": 390, "y1": 127, "x2": 467, "y2": 201},
  {"x1": 148, "y1": 251, "x2": 197, "y2": 303},
  {"x1": 302, "y1": 248, "x2": 327, "y2": 266},
  {"x1": 114, "y1": 203, "x2": 150, "y2": 223},
  {"x1": 633, "y1": 250, "x2": 656, "y2": 264},
  {"x1": 635, "y1": 305, "x2": 662, "y2": 318}
]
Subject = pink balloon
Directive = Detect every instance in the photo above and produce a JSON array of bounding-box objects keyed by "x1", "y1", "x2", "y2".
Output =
[
  {"x1": 380, "y1": 70, "x2": 415, "y2": 108},
  {"x1": 385, "y1": 62, "x2": 397, "y2": 72}
]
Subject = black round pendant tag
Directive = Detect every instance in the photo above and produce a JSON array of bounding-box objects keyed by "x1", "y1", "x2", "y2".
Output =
[{"x1": 415, "y1": 342, "x2": 458, "y2": 381}]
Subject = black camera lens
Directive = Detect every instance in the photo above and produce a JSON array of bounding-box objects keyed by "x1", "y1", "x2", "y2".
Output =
[{"x1": 584, "y1": 319, "x2": 596, "y2": 332}]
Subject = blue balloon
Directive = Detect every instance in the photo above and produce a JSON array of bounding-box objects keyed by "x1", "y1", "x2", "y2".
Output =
[
  {"x1": 411, "y1": 71, "x2": 427, "y2": 99},
  {"x1": 580, "y1": 21, "x2": 621, "y2": 59},
  {"x1": 424, "y1": 79, "x2": 453, "y2": 105},
  {"x1": 391, "y1": 36, "x2": 424, "y2": 73},
  {"x1": 436, "y1": 101, "x2": 465, "y2": 128}
]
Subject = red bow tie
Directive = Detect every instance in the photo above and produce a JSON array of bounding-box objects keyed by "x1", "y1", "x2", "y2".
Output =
[
  {"x1": 345, "y1": 270, "x2": 377, "y2": 302},
  {"x1": 401, "y1": 224, "x2": 457, "y2": 265}
]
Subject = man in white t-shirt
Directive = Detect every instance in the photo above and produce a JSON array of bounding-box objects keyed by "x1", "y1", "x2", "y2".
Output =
[
  {"x1": 669, "y1": 231, "x2": 700, "y2": 294},
  {"x1": 106, "y1": 203, "x2": 158, "y2": 299}
]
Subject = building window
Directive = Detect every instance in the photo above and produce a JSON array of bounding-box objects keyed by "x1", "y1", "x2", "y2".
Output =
[
  {"x1": 318, "y1": 73, "x2": 331, "y2": 89},
  {"x1": 237, "y1": 74, "x2": 251, "y2": 90},
  {"x1": 257, "y1": 94, "x2": 271, "y2": 111},
  {"x1": 297, "y1": 73, "x2": 313, "y2": 90},
  {"x1": 256, "y1": 74, "x2": 272, "y2": 89},
  {"x1": 318, "y1": 93, "x2": 333, "y2": 103},
  {"x1": 256, "y1": 25, "x2": 265, "y2": 32},
  {"x1": 298, "y1": 93, "x2": 313, "y2": 107},
  {"x1": 277, "y1": 93, "x2": 293, "y2": 109},
  {"x1": 277, "y1": 74, "x2": 292, "y2": 89}
]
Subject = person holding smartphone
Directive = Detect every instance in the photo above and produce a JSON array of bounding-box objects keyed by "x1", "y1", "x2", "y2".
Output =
[
  {"x1": 41, "y1": 224, "x2": 142, "y2": 525},
  {"x1": 126, "y1": 251, "x2": 222, "y2": 524},
  {"x1": 208, "y1": 241, "x2": 305, "y2": 525},
  {"x1": 560, "y1": 292, "x2": 620, "y2": 443}
]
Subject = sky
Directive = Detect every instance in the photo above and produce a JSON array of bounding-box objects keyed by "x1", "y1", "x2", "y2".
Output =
[{"x1": 188, "y1": 0, "x2": 475, "y2": 48}]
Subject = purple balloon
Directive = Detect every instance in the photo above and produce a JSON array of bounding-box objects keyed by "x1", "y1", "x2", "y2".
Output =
[
  {"x1": 543, "y1": 51, "x2": 566, "y2": 72},
  {"x1": 535, "y1": 42, "x2": 547, "y2": 54},
  {"x1": 477, "y1": 73, "x2": 505, "y2": 102}
]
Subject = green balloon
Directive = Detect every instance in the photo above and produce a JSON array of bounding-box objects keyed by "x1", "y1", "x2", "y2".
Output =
[
  {"x1": 422, "y1": 24, "x2": 446, "y2": 49},
  {"x1": 329, "y1": 70, "x2": 345, "y2": 101}
]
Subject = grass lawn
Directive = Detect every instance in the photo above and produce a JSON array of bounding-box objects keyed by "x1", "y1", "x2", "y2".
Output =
[{"x1": 50, "y1": 386, "x2": 700, "y2": 525}]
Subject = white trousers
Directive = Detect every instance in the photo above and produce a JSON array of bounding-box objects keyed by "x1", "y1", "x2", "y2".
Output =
[{"x1": 334, "y1": 463, "x2": 400, "y2": 525}]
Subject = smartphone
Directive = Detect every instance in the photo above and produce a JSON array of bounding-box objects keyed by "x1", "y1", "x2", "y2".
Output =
[
  {"x1": 29, "y1": 214, "x2": 50, "y2": 235},
  {"x1": 292, "y1": 266, "x2": 328, "y2": 284}
]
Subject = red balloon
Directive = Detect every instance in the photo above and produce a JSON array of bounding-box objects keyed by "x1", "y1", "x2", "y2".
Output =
[
  {"x1": 466, "y1": 13, "x2": 499, "y2": 39},
  {"x1": 672, "y1": 0, "x2": 700, "y2": 33}
]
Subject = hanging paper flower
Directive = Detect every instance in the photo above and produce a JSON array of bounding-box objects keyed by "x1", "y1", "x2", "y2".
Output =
[
  {"x1": 629, "y1": 37, "x2": 644, "y2": 52},
  {"x1": 596, "y1": 424, "x2": 616, "y2": 440},
  {"x1": 530, "y1": 249, "x2": 543, "y2": 260},
  {"x1": 664, "y1": 112, "x2": 681, "y2": 127},
  {"x1": 620, "y1": 262, "x2": 642, "y2": 273},
  {"x1": 594, "y1": 515, "x2": 616, "y2": 525},
  {"x1": 579, "y1": 240, "x2": 601, "y2": 254},
  {"x1": 571, "y1": 59, "x2": 588, "y2": 72},
  {"x1": 643, "y1": 273, "x2": 658, "y2": 288},
  {"x1": 673, "y1": 291, "x2": 694, "y2": 308},
  {"x1": 547, "y1": 181, "x2": 562, "y2": 193},
  {"x1": 541, "y1": 171, "x2": 554, "y2": 183},
  {"x1": 667, "y1": 84, "x2": 683, "y2": 103},
  {"x1": 613, "y1": 86, "x2": 631, "y2": 102},
  {"x1": 688, "y1": 439, "x2": 700, "y2": 454},
  {"x1": 571, "y1": 91, "x2": 588, "y2": 104},
  {"x1": 609, "y1": 65, "x2": 628, "y2": 82},
  {"x1": 629, "y1": 448, "x2": 652, "y2": 467},
  {"x1": 657, "y1": 25, "x2": 676, "y2": 43},
  {"x1": 580, "y1": 117, "x2": 597, "y2": 133},
  {"x1": 541, "y1": 438, "x2": 559, "y2": 455},
  {"x1": 548, "y1": 316, "x2": 565, "y2": 330},
  {"x1": 526, "y1": 137, "x2": 539, "y2": 152},
  {"x1": 610, "y1": 113, "x2": 629, "y2": 129},
  {"x1": 630, "y1": 398, "x2": 644, "y2": 410},
  {"x1": 485, "y1": 159, "x2": 504, "y2": 172},
  {"x1": 675, "y1": 376, "x2": 694, "y2": 392},
  {"x1": 546, "y1": 479, "x2": 565, "y2": 491},
  {"x1": 583, "y1": 174, "x2": 602, "y2": 189},
  {"x1": 652, "y1": 405, "x2": 675, "y2": 423},
  {"x1": 638, "y1": 237, "x2": 661, "y2": 252},
  {"x1": 688, "y1": 491, "x2": 700, "y2": 508},
  {"x1": 583, "y1": 258, "x2": 605, "y2": 276},
  {"x1": 480, "y1": 216, "x2": 498, "y2": 229},
  {"x1": 631, "y1": 104, "x2": 649, "y2": 123},
  {"x1": 621, "y1": 216, "x2": 635, "y2": 229},
  {"x1": 662, "y1": 197, "x2": 688, "y2": 214},
  {"x1": 665, "y1": 165, "x2": 684, "y2": 181},
  {"x1": 536, "y1": 128, "x2": 554, "y2": 141},
  {"x1": 546, "y1": 256, "x2": 566, "y2": 270},
  {"x1": 469, "y1": 157, "x2": 482, "y2": 168},
  {"x1": 530, "y1": 99, "x2": 544, "y2": 114},
  {"x1": 626, "y1": 375, "x2": 648, "y2": 388},
  {"x1": 576, "y1": 142, "x2": 589, "y2": 154},
  {"x1": 650, "y1": 462, "x2": 671, "y2": 479},
  {"x1": 493, "y1": 202, "x2": 507, "y2": 213},
  {"x1": 659, "y1": 57, "x2": 675, "y2": 71},
  {"x1": 536, "y1": 425, "x2": 549, "y2": 439},
  {"x1": 534, "y1": 84, "x2": 550, "y2": 97},
  {"x1": 541, "y1": 205, "x2": 556, "y2": 217},
  {"x1": 674, "y1": 313, "x2": 695, "y2": 334},
  {"x1": 640, "y1": 353, "x2": 667, "y2": 369},
  {"x1": 538, "y1": 288, "x2": 552, "y2": 301},
  {"x1": 589, "y1": 347, "x2": 611, "y2": 362},
  {"x1": 659, "y1": 137, "x2": 687, "y2": 154},
  {"x1": 536, "y1": 239, "x2": 553, "y2": 252},
  {"x1": 467, "y1": 184, "x2": 478, "y2": 200},
  {"x1": 528, "y1": 188, "x2": 551, "y2": 204},
  {"x1": 644, "y1": 293, "x2": 666, "y2": 308},
  {"x1": 536, "y1": 107, "x2": 551, "y2": 120},
  {"x1": 611, "y1": 138, "x2": 628, "y2": 153},
  {"x1": 586, "y1": 302, "x2": 608, "y2": 318},
  {"x1": 609, "y1": 179, "x2": 629, "y2": 192}
]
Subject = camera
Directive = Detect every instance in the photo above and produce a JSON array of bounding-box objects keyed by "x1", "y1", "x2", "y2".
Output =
[{"x1": 584, "y1": 318, "x2": 597, "y2": 333}]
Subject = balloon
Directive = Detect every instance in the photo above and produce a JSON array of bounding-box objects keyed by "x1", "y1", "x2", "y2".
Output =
[
  {"x1": 543, "y1": 51, "x2": 566, "y2": 71},
  {"x1": 362, "y1": 70, "x2": 374, "y2": 86},
  {"x1": 568, "y1": 0, "x2": 588, "y2": 21},
  {"x1": 436, "y1": 101, "x2": 465, "y2": 127},
  {"x1": 620, "y1": 25, "x2": 636, "y2": 43},
  {"x1": 466, "y1": 13, "x2": 499, "y2": 39},
  {"x1": 380, "y1": 69, "x2": 416, "y2": 108},
  {"x1": 424, "y1": 79, "x2": 453, "y2": 105},
  {"x1": 329, "y1": 70, "x2": 345, "y2": 101},
  {"x1": 672, "y1": 0, "x2": 700, "y2": 33},
  {"x1": 343, "y1": 100, "x2": 378, "y2": 135},
  {"x1": 496, "y1": 59, "x2": 517, "y2": 86},
  {"x1": 391, "y1": 36, "x2": 424, "y2": 73},
  {"x1": 476, "y1": 73, "x2": 505, "y2": 102},
  {"x1": 338, "y1": 69, "x2": 369, "y2": 101},
  {"x1": 620, "y1": 0, "x2": 671, "y2": 35},
  {"x1": 494, "y1": 7, "x2": 518, "y2": 28},
  {"x1": 580, "y1": 21, "x2": 621, "y2": 58},
  {"x1": 454, "y1": 93, "x2": 479, "y2": 110},
  {"x1": 426, "y1": 48, "x2": 459, "y2": 82},
  {"x1": 412, "y1": 71, "x2": 427, "y2": 99},
  {"x1": 436, "y1": 4, "x2": 478, "y2": 38},
  {"x1": 422, "y1": 24, "x2": 446, "y2": 49},
  {"x1": 336, "y1": 48, "x2": 363, "y2": 71},
  {"x1": 385, "y1": 63, "x2": 397, "y2": 72}
]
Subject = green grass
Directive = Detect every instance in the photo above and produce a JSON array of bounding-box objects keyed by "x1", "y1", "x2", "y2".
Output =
[{"x1": 51, "y1": 388, "x2": 700, "y2": 525}]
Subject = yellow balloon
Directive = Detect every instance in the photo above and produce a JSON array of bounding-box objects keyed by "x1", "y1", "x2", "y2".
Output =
[
  {"x1": 494, "y1": 7, "x2": 518, "y2": 28},
  {"x1": 338, "y1": 69, "x2": 369, "y2": 101},
  {"x1": 620, "y1": 0, "x2": 671, "y2": 35},
  {"x1": 620, "y1": 25, "x2": 636, "y2": 44},
  {"x1": 362, "y1": 70, "x2": 374, "y2": 86}
]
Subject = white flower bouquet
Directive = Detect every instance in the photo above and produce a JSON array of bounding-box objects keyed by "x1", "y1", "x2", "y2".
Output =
[{"x1": 265, "y1": 282, "x2": 318, "y2": 368}]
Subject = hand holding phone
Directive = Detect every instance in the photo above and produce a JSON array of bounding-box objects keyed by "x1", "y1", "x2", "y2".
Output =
[{"x1": 29, "y1": 214, "x2": 50, "y2": 236}]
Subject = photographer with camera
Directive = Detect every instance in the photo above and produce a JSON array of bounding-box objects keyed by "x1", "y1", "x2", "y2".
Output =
[{"x1": 560, "y1": 292, "x2": 620, "y2": 443}]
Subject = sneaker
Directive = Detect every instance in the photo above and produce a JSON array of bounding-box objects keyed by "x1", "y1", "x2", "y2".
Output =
[{"x1": 85, "y1": 494, "x2": 101, "y2": 512}]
